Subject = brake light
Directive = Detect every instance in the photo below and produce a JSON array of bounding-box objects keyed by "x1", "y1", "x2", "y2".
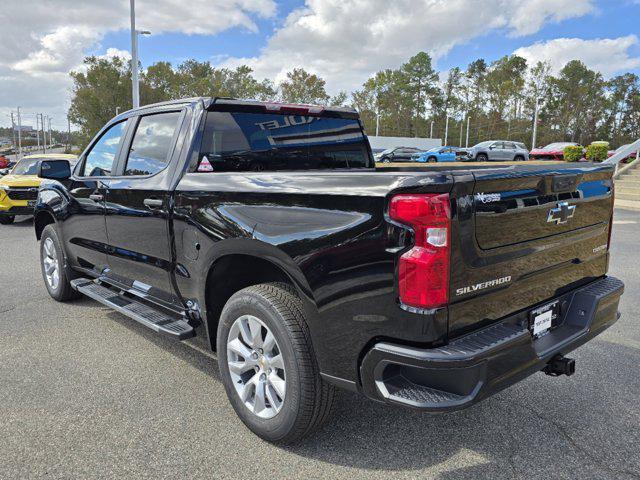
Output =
[
  {"x1": 263, "y1": 103, "x2": 324, "y2": 115},
  {"x1": 389, "y1": 194, "x2": 451, "y2": 309}
]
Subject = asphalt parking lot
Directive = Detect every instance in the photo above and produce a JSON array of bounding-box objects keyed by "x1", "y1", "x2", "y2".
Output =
[{"x1": 1, "y1": 210, "x2": 639, "y2": 479}]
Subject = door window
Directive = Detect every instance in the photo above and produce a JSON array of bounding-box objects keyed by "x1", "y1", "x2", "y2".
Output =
[
  {"x1": 504, "y1": 142, "x2": 516, "y2": 150},
  {"x1": 492, "y1": 142, "x2": 504, "y2": 150},
  {"x1": 124, "y1": 112, "x2": 182, "y2": 176},
  {"x1": 82, "y1": 120, "x2": 128, "y2": 177}
]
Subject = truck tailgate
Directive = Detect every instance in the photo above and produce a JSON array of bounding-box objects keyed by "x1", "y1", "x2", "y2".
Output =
[{"x1": 448, "y1": 163, "x2": 614, "y2": 337}]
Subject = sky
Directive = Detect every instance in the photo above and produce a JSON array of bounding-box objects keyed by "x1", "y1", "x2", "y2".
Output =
[{"x1": 1, "y1": 0, "x2": 639, "y2": 131}]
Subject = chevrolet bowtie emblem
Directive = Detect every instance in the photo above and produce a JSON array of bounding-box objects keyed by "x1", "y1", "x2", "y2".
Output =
[{"x1": 547, "y1": 201, "x2": 576, "y2": 225}]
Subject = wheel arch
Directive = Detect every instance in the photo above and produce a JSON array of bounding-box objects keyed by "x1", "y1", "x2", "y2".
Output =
[
  {"x1": 34, "y1": 209, "x2": 56, "y2": 240},
  {"x1": 201, "y1": 248, "x2": 316, "y2": 351}
]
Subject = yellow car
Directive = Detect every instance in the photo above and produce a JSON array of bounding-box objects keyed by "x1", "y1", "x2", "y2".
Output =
[{"x1": 0, "y1": 153, "x2": 77, "y2": 225}]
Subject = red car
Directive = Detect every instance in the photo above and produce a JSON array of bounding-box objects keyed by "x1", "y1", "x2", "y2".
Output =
[
  {"x1": 0, "y1": 155, "x2": 10, "y2": 169},
  {"x1": 607, "y1": 144, "x2": 638, "y2": 164},
  {"x1": 529, "y1": 142, "x2": 581, "y2": 161}
]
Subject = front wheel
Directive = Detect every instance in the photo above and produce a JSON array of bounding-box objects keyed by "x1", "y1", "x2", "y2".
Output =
[
  {"x1": 217, "y1": 283, "x2": 335, "y2": 444},
  {"x1": 40, "y1": 224, "x2": 80, "y2": 301},
  {"x1": 427, "y1": 156, "x2": 438, "y2": 163},
  {"x1": 0, "y1": 215, "x2": 14, "y2": 225},
  {"x1": 476, "y1": 153, "x2": 488, "y2": 162}
]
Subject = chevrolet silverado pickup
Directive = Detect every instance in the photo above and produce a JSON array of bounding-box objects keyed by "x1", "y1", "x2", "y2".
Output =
[{"x1": 34, "y1": 98, "x2": 623, "y2": 444}]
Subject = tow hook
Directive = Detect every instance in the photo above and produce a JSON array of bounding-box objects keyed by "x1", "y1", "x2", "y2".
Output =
[{"x1": 544, "y1": 354, "x2": 576, "y2": 377}]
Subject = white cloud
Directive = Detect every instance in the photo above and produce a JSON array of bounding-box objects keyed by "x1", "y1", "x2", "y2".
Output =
[
  {"x1": 514, "y1": 36, "x2": 640, "y2": 77},
  {"x1": 222, "y1": 0, "x2": 596, "y2": 93},
  {"x1": 0, "y1": 0, "x2": 277, "y2": 128}
]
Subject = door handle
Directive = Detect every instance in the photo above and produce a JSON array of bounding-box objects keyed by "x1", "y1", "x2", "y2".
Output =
[
  {"x1": 143, "y1": 198, "x2": 163, "y2": 209},
  {"x1": 89, "y1": 194, "x2": 103, "y2": 202}
]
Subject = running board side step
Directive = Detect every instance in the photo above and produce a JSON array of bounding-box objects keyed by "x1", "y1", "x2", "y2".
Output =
[{"x1": 71, "y1": 278, "x2": 195, "y2": 340}]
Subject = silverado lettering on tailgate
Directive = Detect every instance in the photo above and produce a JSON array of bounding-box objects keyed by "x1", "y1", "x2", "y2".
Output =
[{"x1": 456, "y1": 276, "x2": 512, "y2": 296}]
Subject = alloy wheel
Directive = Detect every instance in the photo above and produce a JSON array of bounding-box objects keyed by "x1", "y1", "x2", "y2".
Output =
[
  {"x1": 226, "y1": 315, "x2": 286, "y2": 419},
  {"x1": 42, "y1": 237, "x2": 60, "y2": 291}
]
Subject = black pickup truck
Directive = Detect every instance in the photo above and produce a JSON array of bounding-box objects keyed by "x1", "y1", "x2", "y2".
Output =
[{"x1": 34, "y1": 98, "x2": 623, "y2": 443}]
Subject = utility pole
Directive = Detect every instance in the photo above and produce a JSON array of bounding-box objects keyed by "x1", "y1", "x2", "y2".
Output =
[
  {"x1": 48, "y1": 116, "x2": 52, "y2": 147},
  {"x1": 459, "y1": 120, "x2": 463, "y2": 147},
  {"x1": 465, "y1": 116, "x2": 470, "y2": 148},
  {"x1": 36, "y1": 114, "x2": 41, "y2": 151},
  {"x1": 444, "y1": 116, "x2": 449, "y2": 146},
  {"x1": 67, "y1": 116, "x2": 71, "y2": 152},
  {"x1": 429, "y1": 121, "x2": 434, "y2": 139},
  {"x1": 40, "y1": 114, "x2": 47, "y2": 153},
  {"x1": 16, "y1": 107, "x2": 23, "y2": 158},
  {"x1": 130, "y1": 0, "x2": 139, "y2": 108},
  {"x1": 10, "y1": 112, "x2": 17, "y2": 153},
  {"x1": 532, "y1": 97, "x2": 541, "y2": 149}
]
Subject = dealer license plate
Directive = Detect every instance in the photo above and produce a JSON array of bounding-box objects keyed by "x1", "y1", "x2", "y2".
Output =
[{"x1": 529, "y1": 300, "x2": 560, "y2": 338}]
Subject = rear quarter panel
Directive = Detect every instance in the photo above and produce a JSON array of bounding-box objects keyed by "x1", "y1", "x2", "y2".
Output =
[{"x1": 173, "y1": 170, "x2": 453, "y2": 382}]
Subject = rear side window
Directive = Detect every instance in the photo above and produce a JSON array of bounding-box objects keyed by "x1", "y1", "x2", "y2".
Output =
[
  {"x1": 197, "y1": 112, "x2": 371, "y2": 172},
  {"x1": 124, "y1": 112, "x2": 181, "y2": 176},
  {"x1": 83, "y1": 120, "x2": 128, "y2": 177}
]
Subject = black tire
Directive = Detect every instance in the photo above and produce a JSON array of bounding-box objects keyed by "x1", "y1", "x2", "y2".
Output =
[
  {"x1": 513, "y1": 155, "x2": 525, "y2": 161},
  {"x1": 476, "y1": 153, "x2": 488, "y2": 162},
  {"x1": 427, "y1": 156, "x2": 437, "y2": 163},
  {"x1": 382, "y1": 157, "x2": 390, "y2": 163},
  {"x1": 217, "y1": 282, "x2": 335, "y2": 444},
  {"x1": 40, "y1": 224, "x2": 80, "y2": 301},
  {"x1": 0, "y1": 215, "x2": 14, "y2": 225}
]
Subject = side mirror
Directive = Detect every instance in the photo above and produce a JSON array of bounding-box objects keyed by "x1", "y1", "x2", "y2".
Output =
[{"x1": 38, "y1": 160, "x2": 71, "y2": 180}]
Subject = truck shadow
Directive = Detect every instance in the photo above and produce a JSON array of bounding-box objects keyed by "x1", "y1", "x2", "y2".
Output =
[{"x1": 103, "y1": 307, "x2": 637, "y2": 479}]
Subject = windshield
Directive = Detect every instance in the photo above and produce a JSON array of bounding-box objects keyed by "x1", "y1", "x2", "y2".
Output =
[
  {"x1": 11, "y1": 158, "x2": 41, "y2": 175},
  {"x1": 427, "y1": 147, "x2": 440, "y2": 152},
  {"x1": 543, "y1": 142, "x2": 575, "y2": 150},
  {"x1": 472, "y1": 141, "x2": 493, "y2": 148},
  {"x1": 379, "y1": 148, "x2": 394, "y2": 155}
]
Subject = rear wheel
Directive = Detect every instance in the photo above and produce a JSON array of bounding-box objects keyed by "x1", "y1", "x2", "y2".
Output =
[
  {"x1": 477, "y1": 153, "x2": 488, "y2": 162},
  {"x1": 514, "y1": 155, "x2": 525, "y2": 162},
  {"x1": 0, "y1": 215, "x2": 14, "y2": 225},
  {"x1": 217, "y1": 282, "x2": 335, "y2": 444},
  {"x1": 40, "y1": 224, "x2": 80, "y2": 301}
]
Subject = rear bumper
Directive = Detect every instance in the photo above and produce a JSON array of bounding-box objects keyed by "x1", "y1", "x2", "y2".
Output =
[{"x1": 360, "y1": 276, "x2": 624, "y2": 411}]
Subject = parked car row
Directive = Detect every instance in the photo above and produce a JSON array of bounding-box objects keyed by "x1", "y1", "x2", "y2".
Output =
[{"x1": 375, "y1": 140, "x2": 530, "y2": 163}]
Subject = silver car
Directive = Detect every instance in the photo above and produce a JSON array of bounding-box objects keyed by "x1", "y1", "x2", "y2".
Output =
[{"x1": 466, "y1": 140, "x2": 529, "y2": 162}]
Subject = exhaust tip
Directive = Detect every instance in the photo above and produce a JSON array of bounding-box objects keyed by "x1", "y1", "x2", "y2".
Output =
[{"x1": 544, "y1": 354, "x2": 575, "y2": 377}]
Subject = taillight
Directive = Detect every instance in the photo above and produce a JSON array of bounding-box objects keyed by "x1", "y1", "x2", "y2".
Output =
[{"x1": 389, "y1": 193, "x2": 451, "y2": 309}]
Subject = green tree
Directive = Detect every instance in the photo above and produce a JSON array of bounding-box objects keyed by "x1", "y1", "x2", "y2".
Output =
[
  {"x1": 68, "y1": 56, "x2": 132, "y2": 146},
  {"x1": 401, "y1": 52, "x2": 439, "y2": 134},
  {"x1": 211, "y1": 65, "x2": 276, "y2": 100},
  {"x1": 545, "y1": 60, "x2": 606, "y2": 144},
  {"x1": 279, "y1": 68, "x2": 330, "y2": 104}
]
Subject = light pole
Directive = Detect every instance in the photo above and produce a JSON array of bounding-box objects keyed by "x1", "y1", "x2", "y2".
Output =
[
  {"x1": 532, "y1": 97, "x2": 541, "y2": 149},
  {"x1": 465, "y1": 116, "x2": 470, "y2": 148},
  {"x1": 130, "y1": 0, "x2": 150, "y2": 109},
  {"x1": 16, "y1": 107, "x2": 22, "y2": 158}
]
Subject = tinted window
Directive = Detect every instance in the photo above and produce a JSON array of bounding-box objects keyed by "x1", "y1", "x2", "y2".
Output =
[
  {"x1": 198, "y1": 112, "x2": 370, "y2": 172},
  {"x1": 504, "y1": 142, "x2": 516, "y2": 149},
  {"x1": 125, "y1": 112, "x2": 181, "y2": 176},
  {"x1": 492, "y1": 142, "x2": 504, "y2": 149},
  {"x1": 83, "y1": 121, "x2": 128, "y2": 177}
]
